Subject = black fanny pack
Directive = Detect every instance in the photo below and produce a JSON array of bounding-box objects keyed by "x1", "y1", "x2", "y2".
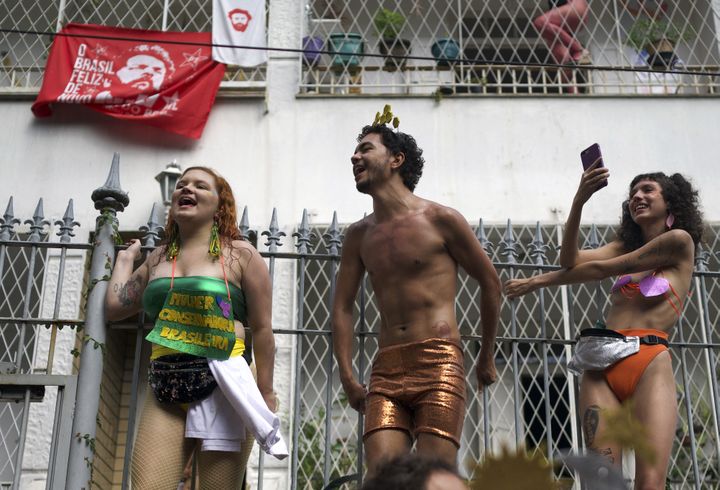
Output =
[{"x1": 148, "y1": 354, "x2": 217, "y2": 404}]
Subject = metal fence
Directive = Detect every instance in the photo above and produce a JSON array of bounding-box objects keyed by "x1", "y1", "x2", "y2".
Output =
[
  {"x1": 0, "y1": 0, "x2": 267, "y2": 91},
  {"x1": 1, "y1": 159, "x2": 720, "y2": 489},
  {"x1": 300, "y1": 0, "x2": 720, "y2": 96}
]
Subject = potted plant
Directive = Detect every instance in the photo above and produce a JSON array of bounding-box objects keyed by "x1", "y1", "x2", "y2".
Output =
[
  {"x1": 327, "y1": 33, "x2": 364, "y2": 74},
  {"x1": 374, "y1": 8, "x2": 411, "y2": 71},
  {"x1": 302, "y1": 36, "x2": 324, "y2": 66},
  {"x1": 431, "y1": 38, "x2": 460, "y2": 66},
  {"x1": 627, "y1": 17, "x2": 694, "y2": 69}
]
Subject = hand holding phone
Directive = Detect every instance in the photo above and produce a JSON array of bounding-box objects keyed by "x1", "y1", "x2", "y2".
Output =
[{"x1": 580, "y1": 143, "x2": 608, "y2": 189}]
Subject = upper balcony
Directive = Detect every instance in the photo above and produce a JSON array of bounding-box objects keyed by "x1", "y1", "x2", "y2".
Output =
[
  {"x1": 0, "y1": 0, "x2": 266, "y2": 94},
  {"x1": 300, "y1": 0, "x2": 720, "y2": 96}
]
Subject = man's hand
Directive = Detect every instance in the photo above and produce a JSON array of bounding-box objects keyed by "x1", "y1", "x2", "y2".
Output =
[
  {"x1": 342, "y1": 379, "x2": 367, "y2": 413},
  {"x1": 504, "y1": 277, "x2": 538, "y2": 299},
  {"x1": 476, "y1": 351, "x2": 497, "y2": 391}
]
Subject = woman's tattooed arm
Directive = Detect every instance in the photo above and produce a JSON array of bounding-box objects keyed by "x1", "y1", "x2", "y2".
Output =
[{"x1": 115, "y1": 275, "x2": 143, "y2": 307}]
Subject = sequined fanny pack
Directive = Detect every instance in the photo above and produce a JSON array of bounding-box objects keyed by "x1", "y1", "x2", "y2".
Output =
[
  {"x1": 567, "y1": 328, "x2": 668, "y2": 375},
  {"x1": 148, "y1": 354, "x2": 217, "y2": 404}
]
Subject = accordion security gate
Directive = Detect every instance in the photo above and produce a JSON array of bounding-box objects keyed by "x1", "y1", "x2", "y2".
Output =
[{"x1": 1, "y1": 159, "x2": 720, "y2": 488}]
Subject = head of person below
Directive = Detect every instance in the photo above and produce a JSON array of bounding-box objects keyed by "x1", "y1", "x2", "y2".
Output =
[
  {"x1": 504, "y1": 168, "x2": 703, "y2": 489},
  {"x1": 332, "y1": 113, "x2": 501, "y2": 476},
  {"x1": 361, "y1": 454, "x2": 467, "y2": 490},
  {"x1": 104, "y1": 166, "x2": 278, "y2": 488}
]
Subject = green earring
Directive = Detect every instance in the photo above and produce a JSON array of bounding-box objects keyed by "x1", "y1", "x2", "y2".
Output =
[
  {"x1": 209, "y1": 221, "x2": 221, "y2": 258},
  {"x1": 166, "y1": 223, "x2": 180, "y2": 261}
]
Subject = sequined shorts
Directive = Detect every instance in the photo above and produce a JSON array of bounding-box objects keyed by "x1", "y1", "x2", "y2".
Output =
[{"x1": 363, "y1": 338, "x2": 466, "y2": 447}]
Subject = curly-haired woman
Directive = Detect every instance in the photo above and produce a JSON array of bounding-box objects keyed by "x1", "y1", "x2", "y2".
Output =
[
  {"x1": 505, "y1": 164, "x2": 703, "y2": 488},
  {"x1": 105, "y1": 167, "x2": 285, "y2": 488}
]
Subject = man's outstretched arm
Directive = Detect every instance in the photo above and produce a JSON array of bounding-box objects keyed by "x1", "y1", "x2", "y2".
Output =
[
  {"x1": 331, "y1": 222, "x2": 368, "y2": 413},
  {"x1": 439, "y1": 207, "x2": 502, "y2": 390}
]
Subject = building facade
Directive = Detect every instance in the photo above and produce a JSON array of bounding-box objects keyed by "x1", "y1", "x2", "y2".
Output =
[{"x1": 1, "y1": 0, "x2": 720, "y2": 488}]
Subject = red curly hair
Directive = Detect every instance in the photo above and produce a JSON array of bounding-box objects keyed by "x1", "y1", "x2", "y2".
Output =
[{"x1": 164, "y1": 166, "x2": 241, "y2": 246}]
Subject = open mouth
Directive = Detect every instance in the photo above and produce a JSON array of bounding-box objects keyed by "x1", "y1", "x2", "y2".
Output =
[
  {"x1": 353, "y1": 166, "x2": 366, "y2": 179},
  {"x1": 178, "y1": 195, "x2": 197, "y2": 208},
  {"x1": 633, "y1": 203, "x2": 648, "y2": 213}
]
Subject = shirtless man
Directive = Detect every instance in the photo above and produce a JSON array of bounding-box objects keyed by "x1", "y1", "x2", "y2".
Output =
[{"x1": 332, "y1": 122, "x2": 502, "y2": 473}]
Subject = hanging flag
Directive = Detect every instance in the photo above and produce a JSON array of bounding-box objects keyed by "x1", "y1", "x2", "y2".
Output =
[
  {"x1": 32, "y1": 23, "x2": 226, "y2": 139},
  {"x1": 212, "y1": 0, "x2": 267, "y2": 66}
]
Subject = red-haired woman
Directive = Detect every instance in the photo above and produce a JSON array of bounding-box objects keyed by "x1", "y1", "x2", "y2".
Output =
[
  {"x1": 105, "y1": 167, "x2": 284, "y2": 488},
  {"x1": 505, "y1": 166, "x2": 703, "y2": 488}
]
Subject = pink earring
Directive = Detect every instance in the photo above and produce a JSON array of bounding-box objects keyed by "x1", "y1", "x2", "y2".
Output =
[{"x1": 666, "y1": 213, "x2": 675, "y2": 229}]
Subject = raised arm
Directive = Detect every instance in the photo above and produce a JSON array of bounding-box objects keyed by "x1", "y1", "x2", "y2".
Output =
[
  {"x1": 331, "y1": 222, "x2": 367, "y2": 413},
  {"x1": 440, "y1": 207, "x2": 502, "y2": 390},
  {"x1": 506, "y1": 229, "x2": 694, "y2": 297},
  {"x1": 237, "y1": 243, "x2": 276, "y2": 411},
  {"x1": 559, "y1": 162, "x2": 614, "y2": 267},
  {"x1": 105, "y1": 239, "x2": 151, "y2": 321}
]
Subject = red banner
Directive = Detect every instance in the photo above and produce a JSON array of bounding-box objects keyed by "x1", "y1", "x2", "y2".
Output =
[{"x1": 32, "y1": 23, "x2": 226, "y2": 139}]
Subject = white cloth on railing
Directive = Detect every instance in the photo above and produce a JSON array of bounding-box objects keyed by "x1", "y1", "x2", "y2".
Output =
[{"x1": 185, "y1": 355, "x2": 288, "y2": 459}]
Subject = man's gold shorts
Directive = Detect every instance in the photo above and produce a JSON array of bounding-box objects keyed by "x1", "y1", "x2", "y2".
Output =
[{"x1": 363, "y1": 338, "x2": 466, "y2": 447}]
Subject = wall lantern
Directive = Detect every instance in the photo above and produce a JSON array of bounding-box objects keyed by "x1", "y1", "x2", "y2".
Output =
[{"x1": 155, "y1": 160, "x2": 183, "y2": 207}]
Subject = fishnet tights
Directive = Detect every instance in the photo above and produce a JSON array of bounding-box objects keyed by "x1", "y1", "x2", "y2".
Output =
[{"x1": 131, "y1": 385, "x2": 255, "y2": 489}]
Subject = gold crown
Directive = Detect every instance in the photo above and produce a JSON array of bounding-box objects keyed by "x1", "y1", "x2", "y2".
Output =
[{"x1": 373, "y1": 104, "x2": 400, "y2": 129}]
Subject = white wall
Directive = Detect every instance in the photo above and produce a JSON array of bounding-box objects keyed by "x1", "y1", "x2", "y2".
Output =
[{"x1": 1, "y1": 96, "x2": 718, "y2": 238}]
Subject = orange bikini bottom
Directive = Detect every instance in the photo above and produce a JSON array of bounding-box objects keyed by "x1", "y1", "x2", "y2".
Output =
[
  {"x1": 604, "y1": 328, "x2": 670, "y2": 402},
  {"x1": 363, "y1": 338, "x2": 466, "y2": 447}
]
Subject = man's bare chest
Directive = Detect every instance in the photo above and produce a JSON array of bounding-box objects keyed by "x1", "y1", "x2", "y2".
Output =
[{"x1": 360, "y1": 223, "x2": 447, "y2": 275}]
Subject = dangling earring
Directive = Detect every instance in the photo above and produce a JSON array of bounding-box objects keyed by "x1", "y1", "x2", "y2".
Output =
[
  {"x1": 166, "y1": 223, "x2": 180, "y2": 261},
  {"x1": 209, "y1": 220, "x2": 221, "y2": 259},
  {"x1": 666, "y1": 213, "x2": 675, "y2": 229}
]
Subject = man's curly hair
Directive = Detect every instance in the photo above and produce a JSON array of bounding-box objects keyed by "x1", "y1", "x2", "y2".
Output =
[
  {"x1": 358, "y1": 125, "x2": 425, "y2": 191},
  {"x1": 617, "y1": 172, "x2": 704, "y2": 251},
  {"x1": 361, "y1": 454, "x2": 460, "y2": 490}
]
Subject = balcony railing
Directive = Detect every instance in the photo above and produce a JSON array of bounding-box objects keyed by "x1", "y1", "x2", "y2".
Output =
[
  {"x1": 300, "y1": 0, "x2": 720, "y2": 96},
  {"x1": 2, "y1": 164, "x2": 720, "y2": 488},
  {"x1": 0, "y1": 0, "x2": 266, "y2": 92}
]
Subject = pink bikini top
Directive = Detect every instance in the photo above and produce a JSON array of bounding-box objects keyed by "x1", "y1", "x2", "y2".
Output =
[{"x1": 611, "y1": 271, "x2": 684, "y2": 318}]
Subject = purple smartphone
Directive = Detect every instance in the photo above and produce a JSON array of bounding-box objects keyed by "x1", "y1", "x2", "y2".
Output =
[{"x1": 580, "y1": 143, "x2": 608, "y2": 188}]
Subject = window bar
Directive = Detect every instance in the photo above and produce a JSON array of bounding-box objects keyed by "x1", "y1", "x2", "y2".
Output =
[
  {"x1": 501, "y1": 220, "x2": 522, "y2": 446},
  {"x1": 162, "y1": 0, "x2": 171, "y2": 31},
  {"x1": 0, "y1": 197, "x2": 19, "y2": 307},
  {"x1": 585, "y1": 225, "x2": 603, "y2": 322},
  {"x1": 260, "y1": 207, "x2": 286, "y2": 490},
  {"x1": 610, "y1": 0, "x2": 625, "y2": 70},
  {"x1": 121, "y1": 203, "x2": 164, "y2": 490},
  {"x1": 694, "y1": 248, "x2": 720, "y2": 465},
  {"x1": 290, "y1": 209, "x2": 312, "y2": 490},
  {"x1": 475, "y1": 219, "x2": 492, "y2": 453},
  {"x1": 56, "y1": 0, "x2": 67, "y2": 32},
  {"x1": 555, "y1": 224, "x2": 582, "y2": 482},
  {"x1": 676, "y1": 316, "x2": 702, "y2": 488},
  {"x1": 12, "y1": 390, "x2": 33, "y2": 489},
  {"x1": 530, "y1": 223, "x2": 554, "y2": 462},
  {"x1": 322, "y1": 211, "x2": 342, "y2": 486},
  {"x1": 455, "y1": 0, "x2": 462, "y2": 93},
  {"x1": 16, "y1": 199, "x2": 49, "y2": 373},
  {"x1": 47, "y1": 199, "x2": 80, "y2": 374},
  {"x1": 356, "y1": 271, "x2": 367, "y2": 487}
]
